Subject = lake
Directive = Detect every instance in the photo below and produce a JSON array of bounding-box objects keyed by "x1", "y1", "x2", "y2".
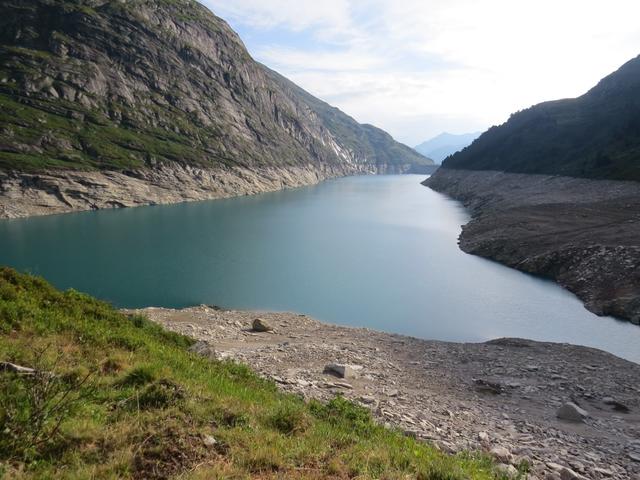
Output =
[{"x1": 1, "y1": 174, "x2": 638, "y2": 362}]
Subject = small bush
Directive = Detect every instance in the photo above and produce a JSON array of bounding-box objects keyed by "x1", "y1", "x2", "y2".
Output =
[
  {"x1": 118, "y1": 366, "x2": 157, "y2": 387},
  {"x1": 0, "y1": 353, "x2": 93, "y2": 461},
  {"x1": 136, "y1": 379, "x2": 185, "y2": 410},
  {"x1": 267, "y1": 402, "x2": 310, "y2": 435},
  {"x1": 310, "y1": 395, "x2": 374, "y2": 434}
]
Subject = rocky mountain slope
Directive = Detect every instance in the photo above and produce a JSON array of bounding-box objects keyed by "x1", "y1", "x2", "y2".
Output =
[
  {"x1": 426, "y1": 56, "x2": 640, "y2": 325},
  {"x1": 441, "y1": 55, "x2": 640, "y2": 181},
  {"x1": 0, "y1": 0, "x2": 430, "y2": 217}
]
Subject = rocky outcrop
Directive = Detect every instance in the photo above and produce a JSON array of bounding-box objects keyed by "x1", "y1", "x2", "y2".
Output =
[
  {"x1": 0, "y1": 0, "x2": 430, "y2": 213},
  {"x1": 424, "y1": 169, "x2": 640, "y2": 324},
  {"x1": 0, "y1": 161, "x2": 384, "y2": 218},
  {"x1": 131, "y1": 304, "x2": 640, "y2": 479}
]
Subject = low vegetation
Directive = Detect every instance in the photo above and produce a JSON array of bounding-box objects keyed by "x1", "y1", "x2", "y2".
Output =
[{"x1": 0, "y1": 268, "x2": 514, "y2": 479}]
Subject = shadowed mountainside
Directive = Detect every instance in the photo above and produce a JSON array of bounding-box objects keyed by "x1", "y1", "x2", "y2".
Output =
[{"x1": 441, "y1": 55, "x2": 640, "y2": 181}]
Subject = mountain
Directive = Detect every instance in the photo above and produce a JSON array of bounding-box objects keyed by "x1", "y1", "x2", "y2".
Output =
[
  {"x1": 441, "y1": 55, "x2": 640, "y2": 181},
  {"x1": 414, "y1": 132, "x2": 481, "y2": 164},
  {"x1": 0, "y1": 0, "x2": 431, "y2": 217}
]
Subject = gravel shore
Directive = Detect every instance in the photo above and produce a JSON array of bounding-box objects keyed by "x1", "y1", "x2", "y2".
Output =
[{"x1": 128, "y1": 305, "x2": 640, "y2": 480}]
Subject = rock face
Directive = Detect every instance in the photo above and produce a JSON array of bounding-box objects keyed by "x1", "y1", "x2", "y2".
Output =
[
  {"x1": 424, "y1": 169, "x2": 640, "y2": 325},
  {"x1": 441, "y1": 55, "x2": 640, "y2": 181},
  {"x1": 0, "y1": 0, "x2": 431, "y2": 218}
]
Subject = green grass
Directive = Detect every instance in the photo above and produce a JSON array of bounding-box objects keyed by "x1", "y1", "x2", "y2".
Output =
[{"x1": 0, "y1": 268, "x2": 519, "y2": 479}]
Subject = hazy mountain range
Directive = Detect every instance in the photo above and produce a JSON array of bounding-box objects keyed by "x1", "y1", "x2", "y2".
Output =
[{"x1": 414, "y1": 132, "x2": 481, "y2": 164}]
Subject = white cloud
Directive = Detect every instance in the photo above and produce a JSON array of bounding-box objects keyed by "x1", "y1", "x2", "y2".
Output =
[{"x1": 201, "y1": 0, "x2": 640, "y2": 145}]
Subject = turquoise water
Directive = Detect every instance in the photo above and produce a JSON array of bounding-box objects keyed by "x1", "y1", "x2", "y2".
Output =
[{"x1": 1, "y1": 174, "x2": 638, "y2": 362}]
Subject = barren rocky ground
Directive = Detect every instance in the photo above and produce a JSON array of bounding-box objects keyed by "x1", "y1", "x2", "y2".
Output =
[
  {"x1": 129, "y1": 305, "x2": 640, "y2": 480},
  {"x1": 0, "y1": 163, "x2": 369, "y2": 219},
  {"x1": 424, "y1": 169, "x2": 640, "y2": 324}
]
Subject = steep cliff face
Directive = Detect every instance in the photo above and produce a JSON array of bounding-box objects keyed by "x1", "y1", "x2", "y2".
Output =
[
  {"x1": 0, "y1": 0, "x2": 430, "y2": 217},
  {"x1": 440, "y1": 55, "x2": 640, "y2": 181}
]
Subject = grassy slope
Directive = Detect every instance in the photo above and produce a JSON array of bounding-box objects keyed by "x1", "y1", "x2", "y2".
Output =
[{"x1": 0, "y1": 268, "x2": 515, "y2": 479}]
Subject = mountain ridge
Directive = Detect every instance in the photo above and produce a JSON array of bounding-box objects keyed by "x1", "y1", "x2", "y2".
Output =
[
  {"x1": 0, "y1": 0, "x2": 430, "y2": 218},
  {"x1": 440, "y1": 55, "x2": 640, "y2": 181},
  {"x1": 414, "y1": 131, "x2": 481, "y2": 164}
]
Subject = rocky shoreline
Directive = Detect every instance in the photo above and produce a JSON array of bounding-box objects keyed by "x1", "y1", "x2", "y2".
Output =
[
  {"x1": 129, "y1": 305, "x2": 640, "y2": 480},
  {"x1": 0, "y1": 163, "x2": 430, "y2": 219},
  {"x1": 424, "y1": 169, "x2": 640, "y2": 325},
  {"x1": 0, "y1": 163, "x2": 357, "y2": 219}
]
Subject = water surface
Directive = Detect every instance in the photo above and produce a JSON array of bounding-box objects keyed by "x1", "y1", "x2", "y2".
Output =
[{"x1": 2, "y1": 175, "x2": 638, "y2": 362}]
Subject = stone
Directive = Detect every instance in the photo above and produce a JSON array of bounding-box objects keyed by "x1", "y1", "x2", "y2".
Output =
[
  {"x1": 629, "y1": 452, "x2": 640, "y2": 462},
  {"x1": 478, "y1": 431, "x2": 489, "y2": 443},
  {"x1": 602, "y1": 396, "x2": 630, "y2": 412},
  {"x1": 0, "y1": 362, "x2": 36, "y2": 375},
  {"x1": 591, "y1": 467, "x2": 613, "y2": 477},
  {"x1": 202, "y1": 435, "x2": 217, "y2": 447},
  {"x1": 188, "y1": 340, "x2": 218, "y2": 360},
  {"x1": 556, "y1": 402, "x2": 589, "y2": 422},
  {"x1": 359, "y1": 395, "x2": 377, "y2": 405},
  {"x1": 490, "y1": 446, "x2": 512, "y2": 463},
  {"x1": 560, "y1": 468, "x2": 587, "y2": 480},
  {"x1": 546, "y1": 463, "x2": 565, "y2": 472},
  {"x1": 252, "y1": 318, "x2": 273, "y2": 332},
  {"x1": 496, "y1": 463, "x2": 518, "y2": 476},
  {"x1": 323, "y1": 363, "x2": 358, "y2": 379}
]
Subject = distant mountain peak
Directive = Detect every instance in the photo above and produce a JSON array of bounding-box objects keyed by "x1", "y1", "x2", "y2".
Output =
[{"x1": 414, "y1": 131, "x2": 482, "y2": 164}]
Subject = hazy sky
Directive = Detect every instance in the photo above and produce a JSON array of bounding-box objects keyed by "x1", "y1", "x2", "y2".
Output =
[{"x1": 201, "y1": 0, "x2": 640, "y2": 146}]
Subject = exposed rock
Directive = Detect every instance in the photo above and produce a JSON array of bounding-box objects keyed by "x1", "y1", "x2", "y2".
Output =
[
  {"x1": 0, "y1": 0, "x2": 431, "y2": 219},
  {"x1": 188, "y1": 340, "x2": 218, "y2": 360},
  {"x1": 202, "y1": 435, "x2": 217, "y2": 447},
  {"x1": 602, "y1": 396, "x2": 630, "y2": 413},
  {"x1": 490, "y1": 446, "x2": 512, "y2": 463},
  {"x1": 560, "y1": 467, "x2": 588, "y2": 480},
  {"x1": 496, "y1": 463, "x2": 518, "y2": 476},
  {"x1": 130, "y1": 305, "x2": 640, "y2": 479},
  {"x1": 556, "y1": 402, "x2": 589, "y2": 422},
  {"x1": 0, "y1": 362, "x2": 36, "y2": 375},
  {"x1": 424, "y1": 169, "x2": 640, "y2": 324},
  {"x1": 323, "y1": 363, "x2": 359, "y2": 379},
  {"x1": 251, "y1": 318, "x2": 273, "y2": 333}
]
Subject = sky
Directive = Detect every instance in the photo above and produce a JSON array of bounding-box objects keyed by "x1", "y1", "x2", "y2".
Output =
[{"x1": 200, "y1": 0, "x2": 640, "y2": 146}]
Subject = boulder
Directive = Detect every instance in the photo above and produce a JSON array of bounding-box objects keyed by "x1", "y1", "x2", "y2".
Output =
[
  {"x1": 323, "y1": 363, "x2": 360, "y2": 379},
  {"x1": 252, "y1": 318, "x2": 273, "y2": 332},
  {"x1": 490, "y1": 446, "x2": 512, "y2": 463},
  {"x1": 188, "y1": 340, "x2": 218, "y2": 359},
  {"x1": 496, "y1": 463, "x2": 518, "y2": 476},
  {"x1": 556, "y1": 402, "x2": 588, "y2": 422}
]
